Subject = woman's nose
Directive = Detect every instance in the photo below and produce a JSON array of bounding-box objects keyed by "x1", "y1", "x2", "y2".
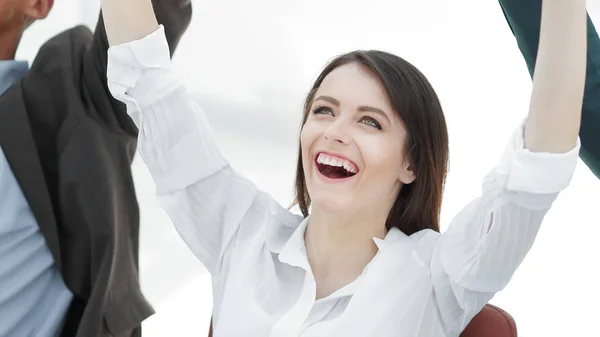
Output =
[{"x1": 323, "y1": 118, "x2": 351, "y2": 145}]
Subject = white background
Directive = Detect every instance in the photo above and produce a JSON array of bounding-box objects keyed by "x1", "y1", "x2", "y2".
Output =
[{"x1": 17, "y1": 0, "x2": 600, "y2": 335}]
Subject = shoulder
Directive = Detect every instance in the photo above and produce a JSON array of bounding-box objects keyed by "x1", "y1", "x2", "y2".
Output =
[
  {"x1": 22, "y1": 25, "x2": 94, "y2": 107},
  {"x1": 250, "y1": 192, "x2": 304, "y2": 254},
  {"x1": 28, "y1": 25, "x2": 92, "y2": 76},
  {"x1": 409, "y1": 228, "x2": 441, "y2": 266},
  {"x1": 37, "y1": 25, "x2": 92, "y2": 55}
]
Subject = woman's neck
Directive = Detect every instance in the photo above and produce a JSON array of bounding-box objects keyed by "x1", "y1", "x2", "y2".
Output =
[{"x1": 304, "y1": 207, "x2": 388, "y2": 299}]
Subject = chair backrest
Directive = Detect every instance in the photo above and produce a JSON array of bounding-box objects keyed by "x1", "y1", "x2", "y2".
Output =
[
  {"x1": 207, "y1": 304, "x2": 516, "y2": 337},
  {"x1": 460, "y1": 304, "x2": 517, "y2": 337}
]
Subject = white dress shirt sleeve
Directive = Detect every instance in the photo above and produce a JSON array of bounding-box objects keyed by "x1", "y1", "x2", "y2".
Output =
[
  {"x1": 430, "y1": 124, "x2": 580, "y2": 332},
  {"x1": 106, "y1": 26, "x2": 264, "y2": 275}
]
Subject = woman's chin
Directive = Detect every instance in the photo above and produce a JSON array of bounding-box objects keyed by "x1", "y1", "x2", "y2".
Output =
[{"x1": 309, "y1": 192, "x2": 355, "y2": 214}]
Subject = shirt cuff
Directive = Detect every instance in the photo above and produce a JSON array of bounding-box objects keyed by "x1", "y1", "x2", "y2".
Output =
[
  {"x1": 107, "y1": 25, "x2": 176, "y2": 115},
  {"x1": 495, "y1": 124, "x2": 580, "y2": 194}
]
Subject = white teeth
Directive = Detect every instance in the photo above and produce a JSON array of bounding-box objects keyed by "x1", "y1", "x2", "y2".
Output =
[{"x1": 317, "y1": 153, "x2": 357, "y2": 173}]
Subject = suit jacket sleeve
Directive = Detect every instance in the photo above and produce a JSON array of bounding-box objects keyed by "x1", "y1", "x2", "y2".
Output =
[{"x1": 83, "y1": 1, "x2": 192, "y2": 136}]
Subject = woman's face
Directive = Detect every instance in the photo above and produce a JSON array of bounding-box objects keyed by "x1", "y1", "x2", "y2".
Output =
[{"x1": 300, "y1": 62, "x2": 416, "y2": 215}]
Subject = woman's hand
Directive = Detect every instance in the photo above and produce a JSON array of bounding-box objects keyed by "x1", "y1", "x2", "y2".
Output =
[
  {"x1": 101, "y1": 0, "x2": 160, "y2": 47},
  {"x1": 525, "y1": 0, "x2": 587, "y2": 153}
]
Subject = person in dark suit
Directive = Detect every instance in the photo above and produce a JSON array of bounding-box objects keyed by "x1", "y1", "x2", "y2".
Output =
[
  {"x1": 0, "y1": 0, "x2": 192, "y2": 336},
  {"x1": 499, "y1": 0, "x2": 600, "y2": 179}
]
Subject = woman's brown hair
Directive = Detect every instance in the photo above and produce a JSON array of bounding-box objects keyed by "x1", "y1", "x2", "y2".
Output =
[{"x1": 292, "y1": 50, "x2": 449, "y2": 235}]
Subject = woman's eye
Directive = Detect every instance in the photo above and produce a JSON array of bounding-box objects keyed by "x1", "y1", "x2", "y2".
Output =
[
  {"x1": 360, "y1": 116, "x2": 382, "y2": 130},
  {"x1": 312, "y1": 105, "x2": 335, "y2": 116}
]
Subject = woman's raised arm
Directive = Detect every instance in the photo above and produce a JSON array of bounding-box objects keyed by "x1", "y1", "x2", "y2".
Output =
[
  {"x1": 428, "y1": 1, "x2": 586, "y2": 334},
  {"x1": 101, "y1": 0, "x2": 159, "y2": 46},
  {"x1": 526, "y1": 0, "x2": 587, "y2": 153},
  {"x1": 100, "y1": 0, "x2": 300, "y2": 276}
]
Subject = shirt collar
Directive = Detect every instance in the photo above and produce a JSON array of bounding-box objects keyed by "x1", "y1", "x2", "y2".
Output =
[
  {"x1": 276, "y1": 216, "x2": 310, "y2": 269},
  {"x1": 270, "y1": 216, "x2": 411, "y2": 302},
  {"x1": 271, "y1": 215, "x2": 409, "y2": 270},
  {"x1": 0, "y1": 60, "x2": 29, "y2": 94}
]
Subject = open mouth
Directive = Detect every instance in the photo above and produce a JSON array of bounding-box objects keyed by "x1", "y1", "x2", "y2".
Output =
[{"x1": 315, "y1": 152, "x2": 359, "y2": 179}]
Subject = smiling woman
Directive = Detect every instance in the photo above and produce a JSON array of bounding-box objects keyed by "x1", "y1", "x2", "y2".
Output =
[
  {"x1": 100, "y1": 0, "x2": 586, "y2": 335},
  {"x1": 294, "y1": 51, "x2": 448, "y2": 239}
]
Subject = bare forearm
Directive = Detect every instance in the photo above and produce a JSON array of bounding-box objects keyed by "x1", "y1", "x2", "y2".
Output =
[
  {"x1": 525, "y1": 0, "x2": 587, "y2": 153},
  {"x1": 101, "y1": 0, "x2": 159, "y2": 47}
]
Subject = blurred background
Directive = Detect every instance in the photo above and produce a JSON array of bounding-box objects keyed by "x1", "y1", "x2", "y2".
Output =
[{"x1": 17, "y1": 0, "x2": 600, "y2": 335}]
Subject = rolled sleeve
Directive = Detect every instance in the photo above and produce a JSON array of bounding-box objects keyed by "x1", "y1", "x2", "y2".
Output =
[
  {"x1": 431, "y1": 123, "x2": 580, "y2": 329},
  {"x1": 497, "y1": 124, "x2": 580, "y2": 194},
  {"x1": 107, "y1": 25, "x2": 178, "y2": 120}
]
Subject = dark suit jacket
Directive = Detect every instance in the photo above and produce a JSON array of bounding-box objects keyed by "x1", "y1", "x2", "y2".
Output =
[{"x1": 0, "y1": 1, "x2": 191, "y2": 336}]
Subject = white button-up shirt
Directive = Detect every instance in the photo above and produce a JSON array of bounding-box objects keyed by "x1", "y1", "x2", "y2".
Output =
[{"x1": 107, "y1": 26, "x2": 580, "y2": 337}]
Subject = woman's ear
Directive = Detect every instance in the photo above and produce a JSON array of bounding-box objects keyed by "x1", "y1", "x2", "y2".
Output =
[{"x1": 398, "y1": 156, "x2": 416, "y2": 185}]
